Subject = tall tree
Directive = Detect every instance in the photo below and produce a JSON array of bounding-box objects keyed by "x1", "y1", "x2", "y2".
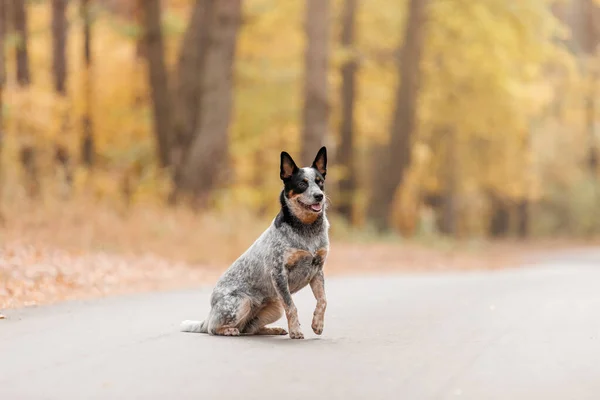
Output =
[
  {"x1": 12, "y1": 0, "x2": 38, "y2": 196},
  {"x1": 133, "y1": 0, "x2": 146, "y2": 59},
  {"x1": 553, "y1": 0, "x2": 600, "y2": 175},
  {"x1": 439, "y1": 128, "x2": 458, "y2": 236},
  {"x1": 0, "y1": 1, "x2": 5, "y2": 164},
  {"x1": 367, "y1": 0, "x2": 429, "y2": 232},
  {"x1": 141, "y1": 0, "x2": 173, "y2": 167},
  {"x1": 171, "y1": 0, "x2": 215, "y2": 172},
  {"x1": 51, "y1": 0, "x2": 73, "y2": 192},
  {"x1": 337, "y1": 0, "x2": 358, "y2": 222},
  {"x1": 81, "y1": 0, "x2": 95, "y2": 166},
  {"x1": 13, "y1": 0, "x2": 30, "y2": 85},
  {"x1": 52, "y1": 0, "x2": 68, "y2": 95},
  {"x1": 301, "y1": 0, "x2": 330, "y2": 165},
  {"x1": 177, "y1": 0, "x2": 242, "y2": 203},
  {"x1": 584, "y1": 0, "x2": 599, "y2": 174}
]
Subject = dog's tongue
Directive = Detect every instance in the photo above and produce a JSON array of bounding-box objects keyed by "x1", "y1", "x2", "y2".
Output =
[{"x1": 310, "y1": 203, "x2": 322, "y2": 212}]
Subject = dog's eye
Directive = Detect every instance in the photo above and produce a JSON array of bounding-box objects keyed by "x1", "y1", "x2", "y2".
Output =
[{"x1": 303, "y1": 178, "x2": 309, "y2": 183}]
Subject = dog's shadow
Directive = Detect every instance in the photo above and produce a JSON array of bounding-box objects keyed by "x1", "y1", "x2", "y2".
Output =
[{"x1": 246, "y1": 336, "x2": 329, "y2": 346}]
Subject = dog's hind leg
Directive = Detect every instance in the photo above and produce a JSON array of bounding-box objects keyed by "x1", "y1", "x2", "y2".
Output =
[
  {"x1": 208, "y1": 296, "x2": 254, "y2": 337},
  {"x1": 242, "y1": 299, "x2": 287, "y2": 336}
]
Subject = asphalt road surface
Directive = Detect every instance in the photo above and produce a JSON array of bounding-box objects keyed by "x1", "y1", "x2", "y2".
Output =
[{"x1": 2, "y1": 251, "x2": 600, "y2": 399}]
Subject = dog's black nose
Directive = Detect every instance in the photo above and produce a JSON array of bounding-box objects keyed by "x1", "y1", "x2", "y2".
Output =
[{"x1": 314, "y1": 193, "x2": 324, "y2": 202}]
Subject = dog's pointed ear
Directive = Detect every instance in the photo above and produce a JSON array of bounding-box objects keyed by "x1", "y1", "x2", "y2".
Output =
[
  {"x1": 312, "y1": 146, "x2": 327, "y2": 177},
  {"x1": 280, "y1": 151, "x2": 298, "y2": 180}
]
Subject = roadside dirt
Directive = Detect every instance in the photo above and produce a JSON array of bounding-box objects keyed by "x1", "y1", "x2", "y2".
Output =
[{"x1": 0, "y1": 239, "x2": 588, "y2": 309}]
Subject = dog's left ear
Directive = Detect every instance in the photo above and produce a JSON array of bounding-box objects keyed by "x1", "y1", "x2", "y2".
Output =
[{"x1": 312, "y1": 146, "x2": 327, "y2": 177}]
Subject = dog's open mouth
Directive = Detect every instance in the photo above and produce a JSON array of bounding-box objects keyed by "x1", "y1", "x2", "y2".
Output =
[{"x1": 298, "y1": 200, "x2": 323, "y2": 213}]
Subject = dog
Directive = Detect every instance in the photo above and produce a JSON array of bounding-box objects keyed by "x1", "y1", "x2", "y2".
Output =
[{"x1": 181, "y1": 147, "x2": 329, "y2": 339}]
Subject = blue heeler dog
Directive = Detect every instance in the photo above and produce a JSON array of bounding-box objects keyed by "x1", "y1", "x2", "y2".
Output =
[{"x1": 181, "y1": 147, "x2": 329, "y2": 339}]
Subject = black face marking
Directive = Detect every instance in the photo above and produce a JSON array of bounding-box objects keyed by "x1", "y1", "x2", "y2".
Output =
[{"x1": 284, "y1": 168, "x2": 313, "y2": 195}]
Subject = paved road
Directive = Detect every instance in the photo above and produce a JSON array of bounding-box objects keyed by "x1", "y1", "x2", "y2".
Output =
[{"x1": 2, "y1": 252, "x2": 600, "y2": 399}]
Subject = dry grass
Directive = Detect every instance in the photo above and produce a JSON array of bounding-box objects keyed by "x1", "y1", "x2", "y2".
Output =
[
  {"x1": 0, "y1": 242, "x2": 222, "y2": 309},
  {"x1": 1, "y1": 197, "x2": 596, "y2": 309},
  {"x1": 0, "y1": 195, "x2": 268, "y2": 265}
]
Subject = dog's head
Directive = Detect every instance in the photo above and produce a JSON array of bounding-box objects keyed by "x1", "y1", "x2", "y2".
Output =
[{"x1": 280, "y1": 147, "x2": 327, "y2": 224}]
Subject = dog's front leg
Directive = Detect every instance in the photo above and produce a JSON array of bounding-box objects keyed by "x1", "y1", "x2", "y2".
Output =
[
  {"x1": 310, "y1": 269, "x2": 327, "y2": 335},
  {"x1": 271, "y1": 266, "x2": 304, "y2": 339},
  {"x1": 310, "y1": 248, "x2": 328, "y2": 335}
]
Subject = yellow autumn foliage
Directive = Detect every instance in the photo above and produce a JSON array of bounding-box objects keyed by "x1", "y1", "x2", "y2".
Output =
[{"x1": 1, "y1": 0, "x2": 599, "y2": 237}]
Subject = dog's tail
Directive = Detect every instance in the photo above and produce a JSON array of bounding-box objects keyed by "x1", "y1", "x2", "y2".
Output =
[{"x1": 180, "y1": 320, "x2": 208, "y2": 333}]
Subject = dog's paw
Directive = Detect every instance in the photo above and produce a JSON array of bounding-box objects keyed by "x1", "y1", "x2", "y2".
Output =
[
  {"x1": 312, "y1": 318, "x2": 324, "y2": 335},
  {"x1": 289, "y1": 330, "x2": 304, "y2": 339},
  {"x1": 257, "y1": 327, "x2": 288, "y2": 335},
  {"x1": 271, "y1": 327, "x2": 288, "y2": 336},
  {"x1": 221, "y1": 327, "x2": 240, "y2": 336}
]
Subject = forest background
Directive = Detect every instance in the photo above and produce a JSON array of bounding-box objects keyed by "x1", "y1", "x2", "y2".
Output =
[{"x1": 1, "y1": 0, "x2": 599, "y2": 308}]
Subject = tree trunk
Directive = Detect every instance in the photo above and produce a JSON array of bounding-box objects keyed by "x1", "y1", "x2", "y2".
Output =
[
  {"x1": 81, "y1": 0, "x2": 95, "y2": 166},
  {"x1": 517, "y1": 200, "x2": 529, "y2": 238},
  {"x1": 12, "y1": 0, "x2": 39, "y2": 197},
  {"x1": 0, "y1": 2, "x2": 4, "y2": 222},
  {"x1": 177, "y1": 0, "x2": 241, "y2": 203},
  {"x1": 301, "y1": 0, "x2": 330, "y2": 165},
  {"x1": 133, "y1": 0, "x2": 146, "y2": 59},
  {"x1": 52, "y1": 0, "x2": 68, "y2": 95},
  {"x1": 13, "y1": 0, "x2": 30, "y2": 85},
  {"x1": 52, "y1": 0, "x2": 73, "y2": 194},
  {"x1": 51, "y1": 0, "x2": 73, "y2": 192},
  {"x1": 171, "y1": 0, "x2": 215, "y2": 171},
  {"x1": 488, "y1": 194, "x2": 510, "y2": 238},
  {"x1": 337, "y1": 0, "x2": 358, "y2": 222},
  {"x1": 141, "y1": 0, "x2": 173, "y2": 167},
  {"x1": 440, "y1": 128, "x2": 458, "y2": 236},
  {"x1": 0, "y1": 0, "x2": 5, "y2": 166},
  {"x1": 585, "y1": 0, "x2": 599, "y2": 174},
  {"x1": 367, "y1": 0, "x2": 429, "y2": 232}
]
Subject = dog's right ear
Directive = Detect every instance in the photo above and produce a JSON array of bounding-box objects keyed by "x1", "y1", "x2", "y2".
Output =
[{"x1": 280, "y1": 151, "x2": 299, "y2": 181}]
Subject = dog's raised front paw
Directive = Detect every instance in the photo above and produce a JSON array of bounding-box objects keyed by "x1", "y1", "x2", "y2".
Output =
[
  {"x1": 311, "y1": 318, "x2": 324, "y2": 335},
  {"x1": 289, "y1": 330, "x2": 304, "y2": 339}
]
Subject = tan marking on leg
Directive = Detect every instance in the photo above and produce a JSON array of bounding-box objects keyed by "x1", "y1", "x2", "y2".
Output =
[
  {"x1": 256, "y1": 326, "x2": 288, "y2": 335},
  {"x1": 236, "y1": 297, "x2": 254, "y2": 327},
  {"x1": 215, "y1": 327, "x2": 240, "y2": 336},
  {"x1": 310, "y1": 272, "x2": 327, "y2": 335},
  {"x1": 257, "y1": 300, "x2": 284, "y2": 324},
  {"x1": 244, "y1": 299, "x2": 286, "y2": 335}
]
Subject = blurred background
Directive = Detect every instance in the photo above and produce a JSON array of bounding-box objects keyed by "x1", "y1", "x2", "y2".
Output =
[{"x1": 1, "y1": 0, "x2": 600, "y2": 308}]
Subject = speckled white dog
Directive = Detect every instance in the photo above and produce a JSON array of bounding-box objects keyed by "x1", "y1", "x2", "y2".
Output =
[{"x1": 181, "y1": 147, "x2": 329, "y2": 339}]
